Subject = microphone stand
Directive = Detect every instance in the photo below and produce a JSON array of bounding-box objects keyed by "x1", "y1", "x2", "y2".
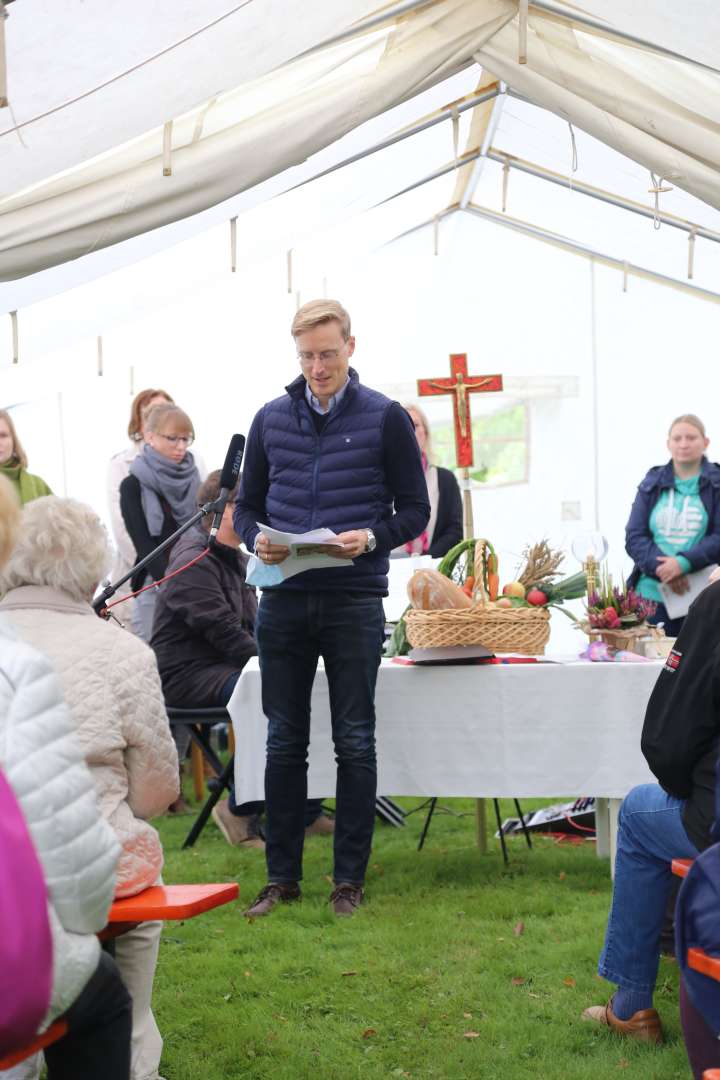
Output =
[{"x1": 93, "y1": 496, "x2": 225, "y2": 619}]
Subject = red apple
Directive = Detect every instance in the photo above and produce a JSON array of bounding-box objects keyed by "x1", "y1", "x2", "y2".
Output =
[{"x1": 526, "y1": 588, "x2": 548, "y2": 606}]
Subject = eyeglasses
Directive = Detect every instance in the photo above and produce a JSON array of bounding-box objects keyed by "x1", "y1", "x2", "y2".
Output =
[
  {"x1": 297, "y1": 349, "x2": 343, "y2": 365},
  {"x1": 157, "y1": 433, "x2": 194, "y2": 447}
]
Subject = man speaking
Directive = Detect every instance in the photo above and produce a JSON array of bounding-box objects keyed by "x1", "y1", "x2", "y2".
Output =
[{"x1": 234, "y1": 299, "x2": 430, "y2": 917}]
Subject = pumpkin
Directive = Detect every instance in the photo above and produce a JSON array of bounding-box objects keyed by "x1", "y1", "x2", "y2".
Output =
[{"x1": 407, "y1": 569, "x2": 473, "y2": 610}]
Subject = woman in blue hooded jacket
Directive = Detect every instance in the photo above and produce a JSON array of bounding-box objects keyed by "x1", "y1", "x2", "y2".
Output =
[{"x1": 626, "y1": 414, "x2": 720, "y2": 636}]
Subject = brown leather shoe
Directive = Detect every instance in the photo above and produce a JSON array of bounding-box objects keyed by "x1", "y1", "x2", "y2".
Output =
[
  {"x1": 581, "y1": 1000, "x2": 663, "y2": 1044},
  {"x1": 330, "y1": 882, "x2": 364, "y2": 917},
  {"x1": 244, "y1": 883, "x2": 300, "y2": 918}
]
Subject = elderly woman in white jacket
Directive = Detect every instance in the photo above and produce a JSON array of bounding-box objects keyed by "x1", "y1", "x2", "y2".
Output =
[
  {"x1": 0, "y1": 476, "x2": 130, "y2": 1079},
  {"x1": 0, "y1": 495, "x2": 179, "y2": 1080}
]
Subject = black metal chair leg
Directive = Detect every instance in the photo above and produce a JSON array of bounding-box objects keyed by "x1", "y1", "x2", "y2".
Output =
[
  {"x1": 182, "y1": 755, "x2": 235, "y2": 849},
  {"x1": 417, "y1": 798, "x2": 438, "y2": 851},
  {"x1": 493, "y1": 798, "x2": 509, "y2": 865},
  {"x1": 187, "y1": 725, "x2": 225, "y2": 776},
  {"x1": 514, "y1": 798, "x2": 533, "y2": 849}
]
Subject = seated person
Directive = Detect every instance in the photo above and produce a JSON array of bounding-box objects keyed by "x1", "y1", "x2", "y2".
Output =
[
  {"x1": 0, "y1": 495, "x2": 178, "y2": 1080},
  {"x1": 675, "y1": 757, "x2": 720, "y2": 1079},
  {"x1": 581, "y1": 578, "x2": 720, "y2": 1044},
  {"x1": 0, "y1": 476, "x2": 131, "y2": 1080},
  {"x1": 151, "y1": 470, "x2": 331, "y2": 847}
]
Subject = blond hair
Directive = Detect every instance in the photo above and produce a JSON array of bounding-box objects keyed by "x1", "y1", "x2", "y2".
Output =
[
  {"x1": 0, "y1": 496, "x2": 111, "y2": 603},
  {"x1": 0, "y1": 409, "x2": 27, "y2": 469},
  {"x1": 128, "y1": 388, "x2": 174, "y2": 441},
  {"x1": 669, "y1": 414, "x2": 706, "y2": 438},
  {"x1": 144, "y1": 403, "x2": 194, "y2": 438},
  {"x1": 403, "y1": 402, "x2": 433, "y2": 459},
  {"x1": 0, "y1": 475, "x2": 21, "y2": 570},
  {"x1": 291, "y1": 299, "x2": 351, "y2": 341}
]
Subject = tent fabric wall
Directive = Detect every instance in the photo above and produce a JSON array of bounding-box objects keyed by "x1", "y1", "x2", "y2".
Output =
[{"x1": 1, "y1": 0, "x2": 720, "y2": 283}]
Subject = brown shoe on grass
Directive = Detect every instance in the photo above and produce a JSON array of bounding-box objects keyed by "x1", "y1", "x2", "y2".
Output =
[
  {"x1": 305, "y1": 813, "x2": 335, "y2": 837},
  {"x1": 211, "y1": 799, "x2": 265, "y2": 849},
  {"x1": 581, "y1": 1000, "x2": 663, "y2": 1044},
  {"x1": 244, "y1": 883, "x2": 301, "y2": 918},
  {"x1": 166, "y1": 794, "x2": 192, "y2": 815},
  {"x1": 330, "y1": 882, "x2": 364, "y2": 917}
]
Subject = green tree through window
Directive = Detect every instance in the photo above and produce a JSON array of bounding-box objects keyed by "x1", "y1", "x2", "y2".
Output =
[{"x1": 432, "y1": 403, "x2": 528, "y2": 486}]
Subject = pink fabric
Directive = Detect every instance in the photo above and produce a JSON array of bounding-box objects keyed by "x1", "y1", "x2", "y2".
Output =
[
  {"x1": 405, "y1": 452, "x2": 430, "y2": 555},
  {"x1": 0, "y1": 767, "x2": 53, "y2": 1054}
]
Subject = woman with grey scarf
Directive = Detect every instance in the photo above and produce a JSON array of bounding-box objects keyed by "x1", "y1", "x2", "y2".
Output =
[{"x1": 119, "y1": 403, "x2": 201, "y2": 644}]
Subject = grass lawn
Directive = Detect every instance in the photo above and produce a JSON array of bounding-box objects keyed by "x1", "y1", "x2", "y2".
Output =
[{"x1": 153, "y1": 798, "x2": 688, "y2": 1080}]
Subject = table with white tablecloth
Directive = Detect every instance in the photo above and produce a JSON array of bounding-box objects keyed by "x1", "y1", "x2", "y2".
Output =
[{"x1": 228, "y1": 657, "x2": 663, "y2": 864}]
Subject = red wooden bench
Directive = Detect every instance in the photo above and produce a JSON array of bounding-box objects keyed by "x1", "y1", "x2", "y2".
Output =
[
  {"x1": 1, "y1": 882, "x2": 239, "y2": 1067},
  {"x1": 0, "y1": 1021, "x2": 69, "y2": 1070}
]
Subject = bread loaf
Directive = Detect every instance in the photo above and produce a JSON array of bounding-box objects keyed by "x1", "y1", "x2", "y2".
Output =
[{"x1": 407, "y1": 569, "x2": 473, "y2": 610}]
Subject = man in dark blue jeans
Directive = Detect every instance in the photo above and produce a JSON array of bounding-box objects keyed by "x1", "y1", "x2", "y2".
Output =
[{"x1": 234, "y1": 299, "x2": 429, "y2": 917}]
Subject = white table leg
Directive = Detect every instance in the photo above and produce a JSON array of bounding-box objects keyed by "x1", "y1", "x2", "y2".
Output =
[{"x1": 595, "y1": 797, "x2": 610, "y2": 858}]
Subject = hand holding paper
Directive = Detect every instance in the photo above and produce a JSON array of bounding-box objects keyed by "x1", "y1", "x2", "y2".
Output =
[{"x1": 247, "y1": 523, "x2": 353, "y2": 587}]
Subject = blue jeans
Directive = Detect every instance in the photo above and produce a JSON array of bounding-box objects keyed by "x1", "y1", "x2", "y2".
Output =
[
  {"x1": 599, "y1": 783, "x2": 699, "y2": 993},
  {"x1": 255, "y1": 589, "x2": 385, "y2": 885}
]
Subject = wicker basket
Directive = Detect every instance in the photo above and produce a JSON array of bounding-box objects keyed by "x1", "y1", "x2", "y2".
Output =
[
  {"x1": 583, "y1": 623, "x2": 651, "y2": 655},
  {"x1": 405, "y1": 605, "x2": 551, "y2": 655}
]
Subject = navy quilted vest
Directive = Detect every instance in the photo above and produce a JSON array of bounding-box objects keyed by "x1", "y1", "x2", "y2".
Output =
[{"x1": 261, "y1": 368, "x2": 393, "y2": 593}]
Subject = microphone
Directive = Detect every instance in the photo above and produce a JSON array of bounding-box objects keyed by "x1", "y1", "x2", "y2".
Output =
[{"x1": 208, "y1": 434, "x2": 245, "y2": 545}]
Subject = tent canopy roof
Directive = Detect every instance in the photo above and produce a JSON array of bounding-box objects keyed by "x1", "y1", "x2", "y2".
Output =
[{"x1": 0, "y1": 0, "x2": 719, "y2": 307}]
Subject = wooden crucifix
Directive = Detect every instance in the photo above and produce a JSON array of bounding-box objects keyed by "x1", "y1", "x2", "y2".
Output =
[{"x1": 418, "y1": 354, "x2": 503, "y2": 537}]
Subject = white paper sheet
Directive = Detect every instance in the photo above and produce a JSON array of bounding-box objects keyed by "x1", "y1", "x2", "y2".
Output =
[
  {"x1": 245, "y1": 522, "x2": 352, "y2": 587},
  {"x1": 658, "y1": 563, "x2": 717, "y2": 619}
]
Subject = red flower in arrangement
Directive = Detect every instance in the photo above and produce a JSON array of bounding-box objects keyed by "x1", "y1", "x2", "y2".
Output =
[{"x1": 586, "y1": 575, "x2": 656, "y2": 630}]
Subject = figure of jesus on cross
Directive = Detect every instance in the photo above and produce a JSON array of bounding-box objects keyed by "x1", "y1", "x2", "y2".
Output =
[{"x1": 418, "y1": 354, "x2": 503, "y2": 468}]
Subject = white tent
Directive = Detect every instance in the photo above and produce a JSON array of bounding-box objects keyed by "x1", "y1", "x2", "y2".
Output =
[{"x1": 1, "y1": 0, "x2": 719, "y2": 647}]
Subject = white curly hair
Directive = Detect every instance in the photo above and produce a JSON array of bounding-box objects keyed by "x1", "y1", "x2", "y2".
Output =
[
  {"x1": 0, "y1": 475, "x2": 21, "y2": 570},
  {"x1": 0, "y1": 496, "x2": 112, "y2": 603}
]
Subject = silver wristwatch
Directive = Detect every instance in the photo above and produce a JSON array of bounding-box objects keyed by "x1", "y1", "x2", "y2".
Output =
[{"x1": 364, "y1": 528, "x2": 377, "y2": 553}]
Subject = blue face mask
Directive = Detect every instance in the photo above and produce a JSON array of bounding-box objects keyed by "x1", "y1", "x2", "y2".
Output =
[{"x1": 246, "y1": 556, "x2": 284, "y2": 589}]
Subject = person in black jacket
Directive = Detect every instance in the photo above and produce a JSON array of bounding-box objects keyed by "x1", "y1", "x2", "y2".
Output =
[
  {"x1": 392, "y1": 404, "x2": 462, "y2": 558},
  {"x1": 119, "y1": 403, "x2": 201, "y2": 642},
  {"x1": 582, "y1": 580, "x2": 720, "y2": 1044},
  {"x1": 151, "y1": 471, "x2": 328, "y2": 848}
]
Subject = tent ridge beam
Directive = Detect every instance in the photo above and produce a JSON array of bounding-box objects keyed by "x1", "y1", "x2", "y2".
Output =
[
  {"x1": 488, "y1": 148, "x2": 720, "y2": 245},
  {"x1": 464, "y1": 202, "x2": 720, "y2": 303}
]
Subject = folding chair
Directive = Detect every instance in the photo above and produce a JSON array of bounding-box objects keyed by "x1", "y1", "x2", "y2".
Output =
[
  {"x1": 417, "y1": 797, "x2": 532, "y2": 864},
  {"x1": 166, "y1": 707, "x2": 234, "y2": 848}
]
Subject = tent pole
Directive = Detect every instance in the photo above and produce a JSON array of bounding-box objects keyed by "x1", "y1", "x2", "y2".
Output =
[
  {"x1": 589, "y1": 262, "x2": 601, "y2": 532},
  {"x1": 378, "y1": 145, "x2": 720, "y2": 253},
  {"x1": 528, "y1": 0, "x2": 720, "y2": 76},
  {"x1": 486, "y1": 149, "x2": 720, "y2": 246},
  {"x1": 462, "y1": 203, "x2": 720, "y2": 304},
  {"x1": 286, "y1": 86, "x2": 500, "y2": 191},
  {"x1": 0, "y1": 2, "x2": 7, "y2": 109},
  {"x1": 458, "y1": 82, "x2": 507, "y2": 209}
]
